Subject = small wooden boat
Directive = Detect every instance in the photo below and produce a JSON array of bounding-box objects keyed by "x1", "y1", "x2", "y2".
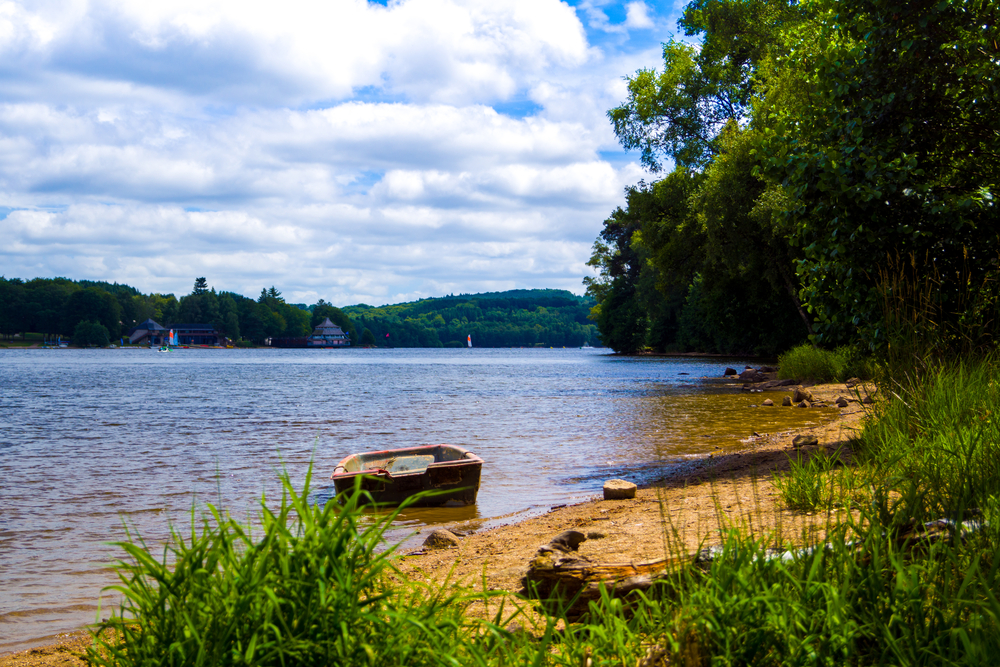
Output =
[{"x1": 330, "y1": 444, "x2": 483, "y2": 506}]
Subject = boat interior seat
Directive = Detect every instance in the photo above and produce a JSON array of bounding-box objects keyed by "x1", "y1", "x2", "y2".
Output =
[{"x1": 383, "y1": 454, "x2": 436, "y2": 473}]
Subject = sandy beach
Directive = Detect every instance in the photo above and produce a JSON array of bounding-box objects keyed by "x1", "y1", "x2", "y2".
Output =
[{"x1": 0, "y1": 381, "x2": 869, "y2": 666}]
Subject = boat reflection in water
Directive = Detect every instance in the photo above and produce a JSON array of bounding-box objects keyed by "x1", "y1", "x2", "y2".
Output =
[{"x1": 331, "y1": 444, "x2": 483, "y2": 506}]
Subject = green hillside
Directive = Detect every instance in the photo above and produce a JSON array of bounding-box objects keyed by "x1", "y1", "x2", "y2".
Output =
[{"x1": 343, "y1": 289, "x2": 600, "y2": 348}]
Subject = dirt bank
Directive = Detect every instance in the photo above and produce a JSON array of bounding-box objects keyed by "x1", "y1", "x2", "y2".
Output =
[{"x1": 0, "y1": 381, "x2": 870, "y2": 665}]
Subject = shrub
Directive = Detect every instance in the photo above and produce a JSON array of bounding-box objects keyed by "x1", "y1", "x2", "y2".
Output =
[{"x1": 777, "y1": 343, "x2": 847, "y2": 382}]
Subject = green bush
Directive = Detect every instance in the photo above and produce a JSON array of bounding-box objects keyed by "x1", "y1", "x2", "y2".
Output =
[
  {"x1": 73, "y1": 320, "x2": 110, "y2": 347},
  {"x1": 777, "y1": 344, "x2": 848, "y2": 382}
]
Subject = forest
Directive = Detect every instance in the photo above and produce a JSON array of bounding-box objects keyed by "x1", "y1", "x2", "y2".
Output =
[
  {"x1": 0, "y1": 277, "x2": 599, "y2": 348},
  {"x1": 586, "y1": 0, "x2": 999, "y2": 357},
  {"x1": 343, "y1": 290, "x2": 599, "y2": 348}
]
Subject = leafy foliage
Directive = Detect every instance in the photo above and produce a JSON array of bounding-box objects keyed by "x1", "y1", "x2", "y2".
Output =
[
  {"x1": 72, "y1": 320, "x2": 111, "y2": 347},
  {"x1": 593, "y1": 0, "x2": 1000, "y2": 357},
  {"x1": 760, "y1": 0, "x2": 1000, "y2": 345},
  {"x1": 608, "y1": 0, "x2": 801, "y2": 171}
]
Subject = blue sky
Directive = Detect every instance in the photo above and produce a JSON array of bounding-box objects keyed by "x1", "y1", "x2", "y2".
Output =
[{"x1": 0, "y1": 0, "x2": 683, "y2": 305}]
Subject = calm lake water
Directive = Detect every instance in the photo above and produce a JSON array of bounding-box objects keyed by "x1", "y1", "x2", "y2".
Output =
[{"x1": 0, "y1": 348, "x2": 839, "y2": 652}]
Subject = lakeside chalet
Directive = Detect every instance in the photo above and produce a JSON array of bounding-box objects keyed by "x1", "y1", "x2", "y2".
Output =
[{"x1": 270, "y1": 317, "x2": 351, "y2": 348}]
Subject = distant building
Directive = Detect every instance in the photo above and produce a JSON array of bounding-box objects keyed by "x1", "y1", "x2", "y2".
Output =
[
  {"x1": 126, "y1": 320, "x2": 222, "y2": 346},
  {"x1": 127, "y1": 319, "x2": 168, "y2": 345},
  {"x1": 170, "y1": 324, "x2": 223, "y2": 346},
  {"x1": 270, "y1": 317, "x2": 351, "y2": 348}
]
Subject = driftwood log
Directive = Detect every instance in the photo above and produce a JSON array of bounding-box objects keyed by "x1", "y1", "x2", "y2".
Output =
[
  {"x1": 520, "y1": 530, "x2": 687, "y2": 620},
  {"x1": 521, "y1": 519, "x2": 983, "y2": 620}
]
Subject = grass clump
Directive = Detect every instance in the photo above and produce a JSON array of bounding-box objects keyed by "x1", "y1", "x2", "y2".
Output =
[
  {"x1": 855, "y1": 355, "x2": 1000, "y2": 518},
  {"x1": 88, "y1": 469, "x2": 524, "y2": 666},
  {"x1": 771, "y1": 448, "x2": 848, "y2": 511},
  {"x1": 777, "y1": 344, "x2": 849, "y2": 383}
]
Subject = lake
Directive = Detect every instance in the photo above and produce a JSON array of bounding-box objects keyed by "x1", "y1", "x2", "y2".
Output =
[{"x1": 0, "y1": 347, "x2": 838, "y2": 652}]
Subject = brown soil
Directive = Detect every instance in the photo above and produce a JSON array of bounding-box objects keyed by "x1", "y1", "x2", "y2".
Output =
[{"x1": 0, "y1": 381, "x2": 871, "y2": 664}]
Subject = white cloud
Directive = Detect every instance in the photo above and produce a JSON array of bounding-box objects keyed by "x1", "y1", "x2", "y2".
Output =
[
  {"x1": 0, "y1": 0, "x2": 675, "y2": 304},
  {"x1": 2, "y1": 0, "x2": 590, "y2": 106},
  {"x1": 624, "y1": 2, "x2": 654, "y2": 29}
]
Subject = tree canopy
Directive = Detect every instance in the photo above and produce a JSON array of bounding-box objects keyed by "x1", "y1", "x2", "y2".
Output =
[{"x1": 588, "y1": 0, "x2": 1000, "y2": 355}]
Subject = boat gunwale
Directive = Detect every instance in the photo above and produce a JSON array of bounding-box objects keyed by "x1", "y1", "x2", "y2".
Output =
[{"x1": 330, "y1": 444, "x2": 482, "y2": 480}]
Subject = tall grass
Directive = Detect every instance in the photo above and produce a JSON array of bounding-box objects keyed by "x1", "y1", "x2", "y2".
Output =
[
  {"x1": 89, "y1": 469, "x2": 529, "y2": 666},
  {"x1": 855, "y1": 356, "x2": 1000, "y2": 520},
  {"x1": 771, "y1": 448, "x2": 846, "y2": 511}
]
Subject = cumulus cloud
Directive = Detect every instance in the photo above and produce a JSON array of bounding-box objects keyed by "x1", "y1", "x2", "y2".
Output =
[
  {"x1": 1, "y1": 0, "x2": 589, "y2": 105},
  {"x1": 0, "y1": 0, "x2": 675, "y2": 304},
  {"x1": 624, "y1": 2, "x2": 654, "y2": 29}
]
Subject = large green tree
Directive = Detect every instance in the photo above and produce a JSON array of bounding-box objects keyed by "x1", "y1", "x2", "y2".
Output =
[
  {"x1": 63, "y1": 287, "x2": 122, "y2": 338},
  {"x1": 609, "y1": 0, "x2": 800, "y2": 171},
  {"x1": 591, "y1": 0, "x2": 811, "y2": 354},
  {"x1": 760, "y1": 0, "x2": 1000, "y2": 346}
]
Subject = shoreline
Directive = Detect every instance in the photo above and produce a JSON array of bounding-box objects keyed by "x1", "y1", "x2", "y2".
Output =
[{"x1": 0, "y1": 380, "x2": 867, "y2": 665}]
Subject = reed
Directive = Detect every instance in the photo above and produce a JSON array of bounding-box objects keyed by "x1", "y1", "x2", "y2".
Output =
[{"x1": 88, "y1": 470, "x2": 533, "y2": 666}]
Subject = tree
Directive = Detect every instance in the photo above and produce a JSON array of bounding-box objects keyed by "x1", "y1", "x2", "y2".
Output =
[
  {"x1": 280, "y1": 304, "x2": 310, "y2": 337},
  {"x1": 218, "y1": 294, "x2": 240, "y2": 341},
  {"x1": 591, "y1": 0, "x2": 815, "y2": 354},
  {"x1": 0, "y1": 278, "x2": 26, "y2": 339},
  {"x1": 238, "y1": 300, "x2": 267, "y2": 344},
  {"x1": 177, "y1": 291, "x2": 220, "y2": 326},
  {"x1": 360, "y1": 328, "x2": 376, "y2": 346},
  {"x1": 73, "y1": 320, "x2": 110, "y2": 347},
  {"x1": 692, "y1": 123, "x2": 812, "y2": 336},
  {"x1": 63, "y1": 287, "x2": 122, "y2": 338},
  {"x1": 23, "y1": 279, "x2": 75, "y2": 338},
  {"x1": 608, "y1": 0, "x2": 800, "y2": 171},
  {"x1": 760, "y1": 0, "x2": 1000, "y2": 346},
  {"x1": 192, "y1": 277, "x2": 209, "y2": 295}
]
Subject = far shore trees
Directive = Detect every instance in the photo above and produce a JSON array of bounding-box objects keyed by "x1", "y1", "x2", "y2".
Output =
[{"x1": 0, "y1": 277, "x2": 599, "y2": 348}]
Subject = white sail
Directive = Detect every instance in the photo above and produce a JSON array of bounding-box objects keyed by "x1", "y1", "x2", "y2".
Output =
[{"x1": 467, "y1": 334, "x2": 472, "y2": 348}]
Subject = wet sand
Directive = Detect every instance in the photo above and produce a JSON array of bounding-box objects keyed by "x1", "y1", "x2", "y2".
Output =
[{"x1": 0, "y1": 381, "x2": 869, "y2": 665}]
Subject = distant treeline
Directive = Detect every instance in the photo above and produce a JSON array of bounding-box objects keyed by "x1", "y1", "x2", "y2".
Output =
[
  {"x1": 344, "y1": 290, "x2": 600, "y2": 348},
  {"x1": 0, "y1": 277, "x2": 600, "y2": 348}
]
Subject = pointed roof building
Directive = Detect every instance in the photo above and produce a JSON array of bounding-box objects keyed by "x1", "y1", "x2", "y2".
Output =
[{"x1": 313, "y1": 317, "x2": 346, "y2": 336}]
